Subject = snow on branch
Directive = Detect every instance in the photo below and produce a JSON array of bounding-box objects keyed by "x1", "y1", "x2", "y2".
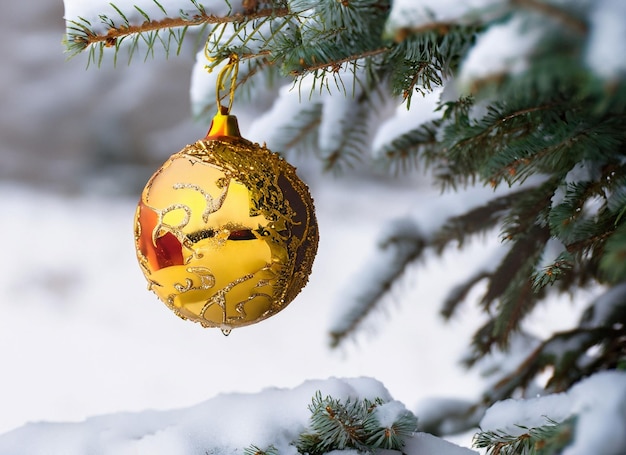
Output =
[
  {"x1": 477, "y1": 370, "x2": 626, "y2": 455},
  {"x1": 477, "y1": 283, "x2": 626, "y2": 405},
  {"x1": 328, "y1": 184, "x2": 537, "y2": 348},
  {"x1": 329, "y1": 217, "x2": 425, "y2": 347}
]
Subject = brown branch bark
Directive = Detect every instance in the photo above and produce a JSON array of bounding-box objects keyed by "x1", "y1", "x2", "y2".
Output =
[
  {"x1": 393, "y1": 21, "x2": 458, "y2": 43},
  {"x1": 72, "y1": 7, "x2": 290, "y2": 48},
  {"x1": 288, "y1": 47, "x2": 389, "y2": 77}
]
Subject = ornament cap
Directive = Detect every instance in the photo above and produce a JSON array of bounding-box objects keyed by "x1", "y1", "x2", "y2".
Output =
[{"x1": 206, "y1": 105, "x2": 242, "y2": 139}]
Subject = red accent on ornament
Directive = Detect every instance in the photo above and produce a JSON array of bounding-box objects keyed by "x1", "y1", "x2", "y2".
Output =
[
  {"x1": 153, "y1": 232, "x2": 184, "y2": 269},
  {"x1": 138, "y1": 202, "x2": 184, "y2": 270}
]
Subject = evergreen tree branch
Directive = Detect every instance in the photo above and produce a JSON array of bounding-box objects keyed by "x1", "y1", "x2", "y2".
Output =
[
  {"x1": 444, "y1": 102, "x2": 559, "y2": 187},
  {"x1": 270, "y1": 103, "x2": 323, "y2": 156},
  {"x1": 531, "y1": 251, "x2": 574, "y2": 291},
  {"x1": 376, "y1": 119, "x2": 441, "y2": 174},
  {"x1": 473, "y1": 416, "x2": 575, "y2": 455},
  {"x1": 288, "y1": 47, "x2": 389, "y2": 77},
  {"x1": 441, "y1": 270, "x2": 491, "y2": 320},
  {"x1": 329, "y1": 218, "x2": 425, "y2": 347},
  {"x1": 321, "y1": 109, "x2": 372, "y2": 172},
  {"x1": 243, "y1": 445, "x2": 278, "y2": 455},
  {"x1": 485, "y1": 325, "x2": 621, "y2": 402},
  {"x1": 387, "y1": 24, "x2": 481, "y2": 106},
  {"x1": 464, "y1": 284, "x2": 626, "y2": 411},
  {"x1": 488, "y1": 225, "x2": 550, "y2": 347},
  {"x1": 295, "y1": 392, "x2": 417, "y2": 455},
  {"x1": 67, "y1": 5, "x2": 290, "y2": 55},
  {"x1": 393, "y1": 21, "x2": 462, "y2": 43},
  {"x1": 432, "y1": 190, "x2": 529, "y2": 253},
  {"x1": 332, "y1": 187, "x2": 549, "y2": 348}
]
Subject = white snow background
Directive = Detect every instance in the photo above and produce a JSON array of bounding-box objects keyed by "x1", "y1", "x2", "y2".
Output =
[{"x1": 1, "y1": 0, "x2": 625, "y2": 453}]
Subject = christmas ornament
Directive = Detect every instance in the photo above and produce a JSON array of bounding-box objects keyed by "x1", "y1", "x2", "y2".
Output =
[{"x1": 134, "y1": 57, "x2": 318, "y2": 334}]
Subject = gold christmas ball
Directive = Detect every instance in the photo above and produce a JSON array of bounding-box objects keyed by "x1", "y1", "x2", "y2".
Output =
[{"x1": 134, "y1": 113, "x2": 318, "y2": 333}]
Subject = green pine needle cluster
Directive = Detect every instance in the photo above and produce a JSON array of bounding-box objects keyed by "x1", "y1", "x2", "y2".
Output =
[
  {"x1": 296, "y1": 391, "x2": 417, "y2": 454},
  {"x1": 243, "y1": 392, "x2": 418, "y2": 455},
  {"x1": 64, "y1": 0, "x2": 208, "y2": 65},
  {"x1": 243, "y1": 445, "x2": 279, "y2": 455},
  {"x1": 473, "y1": 417, "x2": 575, "y2": 455}
]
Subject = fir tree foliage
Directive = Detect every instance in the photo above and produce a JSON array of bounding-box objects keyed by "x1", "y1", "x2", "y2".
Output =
[
  {"x1": 296, "y1": 391, "x2": 417, "y2": 454},
  {"x1": 65, "y1": 0, "x2": 213, "y2": 65},
  {"x1": 244, "y1": 391, "x2": 418, "y2": 455},
  {"x1": 243, "y1": 444, "x2": 279, "y2": 455},
  {"x1": 473, "y1": 417, "x2": 575, "y2": 455},
  {"x1": 312, "y1": 1, "x2": 626, "y2": 435}
]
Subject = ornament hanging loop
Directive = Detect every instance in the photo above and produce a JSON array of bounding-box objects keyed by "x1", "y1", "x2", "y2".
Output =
[
  {"x1": 204, "y1": 54, "x2": 243, "y2": 139},
  {"x1": 215, "y1": 54, "x2": 240, "y2": 115}
]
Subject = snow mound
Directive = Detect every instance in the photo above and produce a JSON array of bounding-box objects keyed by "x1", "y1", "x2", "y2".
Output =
[{"x1": 0, "y1": 377, "x2": 476, "y2": 455}]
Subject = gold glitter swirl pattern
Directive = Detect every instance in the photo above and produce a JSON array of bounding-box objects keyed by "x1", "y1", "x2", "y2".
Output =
[{"x1": 134, "y1": 135, "x2": 318, "y2": 331}]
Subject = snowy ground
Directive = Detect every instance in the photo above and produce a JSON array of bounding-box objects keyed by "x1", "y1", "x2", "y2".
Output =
[
  {"x1": 0, "y1": 175, "x2": 490, "y2": 435},
  {"x1": 0, "y1": 168, "x2": 594, "y2": 453}
]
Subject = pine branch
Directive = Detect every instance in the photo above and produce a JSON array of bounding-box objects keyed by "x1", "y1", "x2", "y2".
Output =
[
  {"x1": 455, "y1": 185, "x2": 556, "y2": 356},
  {"x1": 329, "y1": 218, "x2": 424, "y2": 347},
  {"x1": 321, "y1": 114, "x2": 371, "y2": 172},
  {"x1": 443, "y1": 101, "x2": 558, "y2": 187},
  {"x1": 270, "y1": 103, "x2": 323, "y2": 156},
  {"x1": 321, "y1": 100, "x2": 375, "y2": 172},
  {"x1": 287, "y1": 47, "x2": 389, "y2": 77},
  {"x1": 243, "y1": 393, "x2": 416, "y2": 455},
  {"x1": 459, "y1": 286, "x2": 626, "y2": 412},
  {"x1": 432, "y1": 190, "x2": 528, "y2": 253},
  {"x1": 489, "y1": 226, "x2": 550, "y2": 346},
  {"x1": 441, "y1": 270, "x2": 491, "y2": 320},
  {"x1": 393, "y1": 21, "x2": 463, "y2": 44},
  {"x1": 331, "y1": 187, "x2": 548, "y2": 347},
  {"x1": 547, "y1": 162, "x2": 626, "y2": 263},
  {"x1": 270, "y1": 0, "x2": 392, "y2": 97},
  {"x1": 243, "y1": 445, "x2": 278, "y2": 455},
  {"x1": 487, "y1": 327, "x2": 611, "y2": 402},
  {"x1": 482, "y1": 285, "x2": 626, "y2": 401},
  {"x1": 295, "y1": 392, "x2": 417, "y2": 455},
  {"x1": 315, "y1": 77, "x2": 394, "y2": 172},
  {"x1": 65, "y1": 1, "x2": 290, "y2": 65},
  {"x1": 473, "y1": 417, "x2": 575, "y2": 455},
  {"x1": 531, "y1": 251, "x2": 574, "y2": 291},
  {"x1": 376, "y1": 119, "x2": 441, "y2": 174},
  {"x1": 387, "y1": 23, "x2": 481, "y2": 106}
]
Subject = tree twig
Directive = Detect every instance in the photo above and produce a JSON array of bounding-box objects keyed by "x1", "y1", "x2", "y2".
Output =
[
  {"x1": 288, "y1": 47, "x2": 389, "y2": 77},
  {"x1": 71, "y1": 7, "x2": 290, "y2": 49}
]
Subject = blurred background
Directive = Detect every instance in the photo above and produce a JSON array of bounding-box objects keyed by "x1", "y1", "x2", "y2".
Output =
[{"x1": 0, "y1": 1, "x2": 206, "y2": 195}]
